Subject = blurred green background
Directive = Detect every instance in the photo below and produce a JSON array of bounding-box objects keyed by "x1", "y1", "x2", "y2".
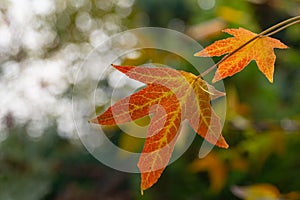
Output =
[{"x1": 1, "y1": 0, "x2": 300, "y2": 199}]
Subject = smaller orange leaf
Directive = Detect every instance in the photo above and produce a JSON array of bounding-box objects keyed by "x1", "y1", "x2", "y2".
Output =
[{"x1": 195, "y1": 28, "x2": 288, "y2": 83}]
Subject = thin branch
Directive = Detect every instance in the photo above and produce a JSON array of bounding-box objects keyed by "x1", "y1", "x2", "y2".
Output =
[{"x1": 265, "y1": 20, "x2": 300, "y2": 37}]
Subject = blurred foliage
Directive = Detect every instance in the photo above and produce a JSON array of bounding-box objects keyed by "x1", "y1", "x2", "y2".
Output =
[{"x1": 1, "y1": 0, "x2": 300, "y2": 199}]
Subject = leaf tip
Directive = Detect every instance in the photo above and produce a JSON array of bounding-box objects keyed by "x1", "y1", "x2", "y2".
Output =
[
  {"x1": 264, "y1": 74, "x2": 274, "y2": 83},
  {"x1": 111, "y1": 63, "x2": 118, "y2": 68},
  {"x1": 212, "y1": 76, "x2": 221, "y2": 83},
  {"x1": 88, "y1": 117, "x2": 98, "y2": 124},
  {"x1": 193, "y1": 52, "x2": 200, "y2": 56},
  {"x1": 194, "y1": 50, "x2": 209, "y2": 57},
  {"x1": 268, "y1": 76, "x2": 274, "y2": 83},
  {"x1": 111, "y1": 64, "x2": 136, "y2": 74},
  {"x1": 218, "y1": 139, "x2": 229, "y2": 149}
]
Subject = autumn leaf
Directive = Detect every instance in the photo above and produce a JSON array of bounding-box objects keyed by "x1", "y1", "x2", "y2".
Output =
[
  {"x1": 189, "y1": 152, "x2": 227, "y2": 193},
  {"x1": 195, "y1": 28, "x2": 288, "y2": 83},
  {"x1": 231, "y1": 184, "x2": 280, "y2": 200},
  {"x1": 90, "y1": 64, "x2": 228, "y2": 194},
  {"x1": 232, "y1": 183, "x2": 300, "y2": 200}
]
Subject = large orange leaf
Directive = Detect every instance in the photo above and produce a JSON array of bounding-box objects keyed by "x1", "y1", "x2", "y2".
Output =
[
  {"x1": 195, "y1": 28, "x2": 288, "y2": 83},
  {"x1": 90, "y1": 64, "x2": 228, "y2": 194}
]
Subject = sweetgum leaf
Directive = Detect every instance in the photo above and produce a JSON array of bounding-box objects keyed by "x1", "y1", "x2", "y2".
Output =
[
  {"x1": 195, "y1": 28, "x2": 288, "y2": 83},
  {"x1": 90, "y1": 64, "x2": 228, "y2": 193}
]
